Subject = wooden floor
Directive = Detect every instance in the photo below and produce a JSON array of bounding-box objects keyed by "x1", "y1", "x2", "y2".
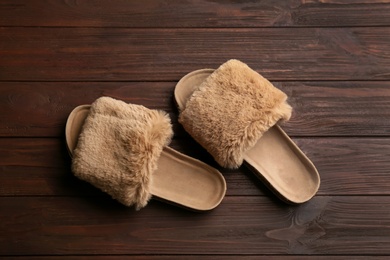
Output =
[{"x1": 1, "y1": 1, "x2": 390, "y2": 258}]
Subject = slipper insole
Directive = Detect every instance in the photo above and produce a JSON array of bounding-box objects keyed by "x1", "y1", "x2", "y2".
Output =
[{"x1": 244, "y1": 126, "x2": 319, "y2": 203}]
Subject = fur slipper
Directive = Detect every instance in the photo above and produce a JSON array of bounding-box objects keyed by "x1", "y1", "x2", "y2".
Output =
[
  {"x1": 174, "y1": 59, "x2": 320, "y2": 203},
  {"x1": 66, "y1": 97, "x2": 226, "y2": 210}
]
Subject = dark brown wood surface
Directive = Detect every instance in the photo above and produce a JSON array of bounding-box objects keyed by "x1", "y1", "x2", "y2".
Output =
[
  {"x1": 1, "y1": 0, "x2": 390, "y2": 27},
  {"x1": 1, "y1": 27, "x2": 390, "y2": 81},
  {"x1": 1, "y1": 0, "x2": 390, "y2": 258}
]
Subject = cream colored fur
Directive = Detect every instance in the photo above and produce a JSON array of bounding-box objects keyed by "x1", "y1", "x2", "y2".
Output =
[
  {"x1": 179, "y1": 59, "x2": 292, "y2": 169},
  {"x1": 72, "y1": 97, "x2": 173, "y2": 210}
]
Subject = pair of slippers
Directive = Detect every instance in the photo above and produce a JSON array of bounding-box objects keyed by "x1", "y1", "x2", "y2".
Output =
[{"x1": 66, "y1": 60, "x2": 320, "y2": 211}]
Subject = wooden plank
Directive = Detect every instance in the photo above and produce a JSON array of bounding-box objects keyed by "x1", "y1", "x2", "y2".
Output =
[
  {"x1": 279, "y1": 81, "x2": 390, "y2": 136},
  {"x1": 1, "y1": 27, "x2": 390, "y2": 81},
  {"x1": 0, "y1": 82, "x2": 173, "y2": 137},
  {"x1": 1, "y1": 0, "x2": 390, "y2": 27},
  {"x1": 1, "y1": 196, "x2": 390, "y2": 255},
  {"x1": 1, "y1": 81, "x2": 390, "y2": 137},
  {"x1": 1, "y1": 137, "x2": 390, "y2": 197},
  {"x1": 3, "y1": 254, "x2": 388, "y2": 258}
]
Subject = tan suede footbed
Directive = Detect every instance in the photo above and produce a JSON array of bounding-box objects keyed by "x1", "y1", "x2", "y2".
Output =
[
  {"x1": 67, "y1": 97, "x2": 226, "y2": 210},
  {"x1": 175, "y1": 59, "x2": 320, "y2": 203}
]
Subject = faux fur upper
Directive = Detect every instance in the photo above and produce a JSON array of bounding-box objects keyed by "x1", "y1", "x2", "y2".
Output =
[
  {"x1": 179, "y1": 59, "x2": 292, "y2": 169},
  {"x1": 72, "y1": 97, "x2": 173, "y2": 210}
]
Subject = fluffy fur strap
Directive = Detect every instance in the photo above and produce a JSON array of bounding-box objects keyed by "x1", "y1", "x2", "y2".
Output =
[
  {"x1": 72, "y1": 97, "x2": 173, "y2": 210},
  {"x1": 179, "y1": 59, "x2": 292, "y2": 169}
]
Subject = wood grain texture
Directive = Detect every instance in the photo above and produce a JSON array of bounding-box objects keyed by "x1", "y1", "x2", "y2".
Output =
[
  {"x1": 1, "y1": 137, "x2": 390, "y2": 197},
  {"x1": 1, "y1": 196, "x2": 390, "y2": 255},
  {"x1": 4, "y1": 257, "x2": 388, "y2": 260},
  {"x1": 0, "y1": 82, "x2": 173, "y2": 137},
  {"x1": 1, "y1": 27, "x2": 390, "y2": 81},
  {"x1": 2, "y1": 1, "x2": 390, "y2": 258},
  {"x1": 1, "y1": 81, "x2": 390, "y2": 137},
  {"x1": 1, "y1": 0, "x2": 390, "y2": 27}
]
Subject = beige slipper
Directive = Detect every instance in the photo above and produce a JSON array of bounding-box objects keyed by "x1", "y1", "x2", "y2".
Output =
[
  {"x1": 65, "y1": 97, "x2": 226, "y2": 211},
  {"x1": 174, "y1": 59, "x2": 320, "y2": 203}
]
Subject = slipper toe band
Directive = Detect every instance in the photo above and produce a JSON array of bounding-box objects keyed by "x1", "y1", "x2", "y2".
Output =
[
  {"x1": 72, "y1": 97, "x2": 173, "y2": 210},
  {"x1": 179, "y1": 59, "x2": 292, "y2": 169}
]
